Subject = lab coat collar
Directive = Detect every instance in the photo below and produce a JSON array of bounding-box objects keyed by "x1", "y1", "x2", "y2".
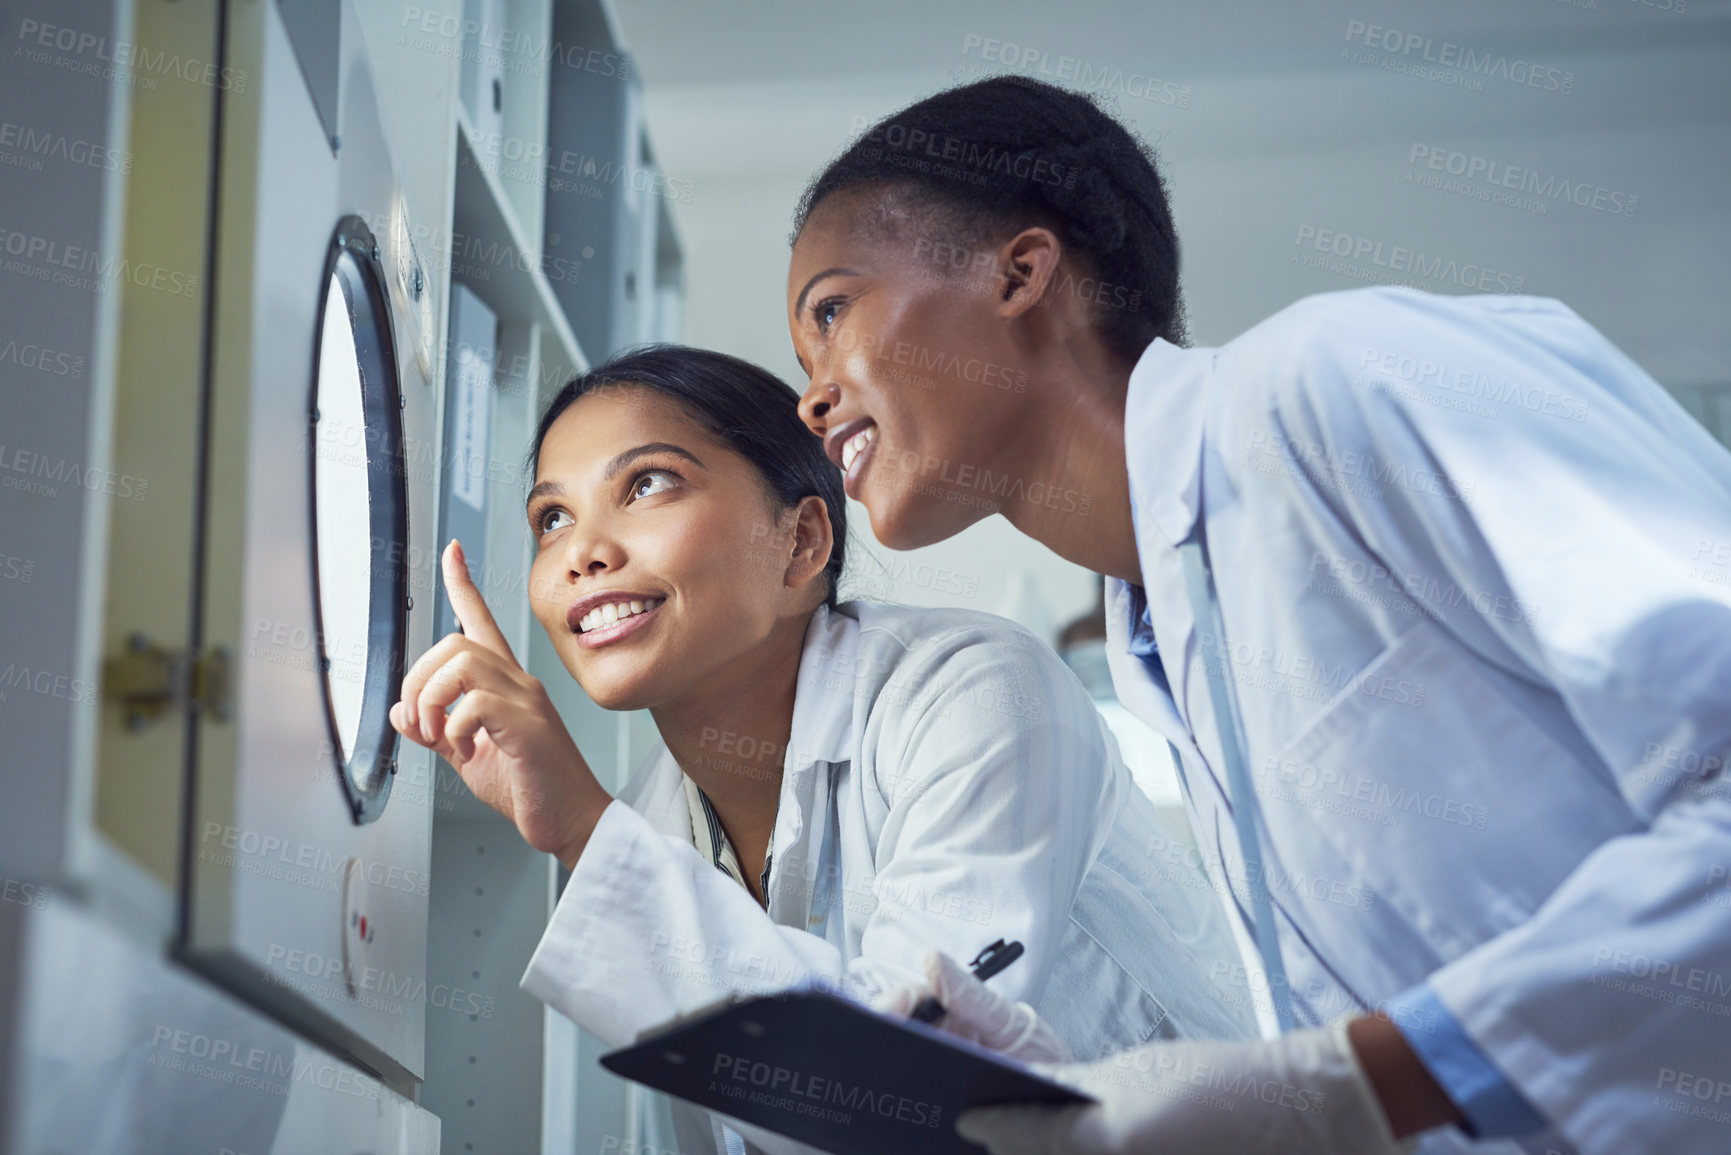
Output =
[
  {"x1": 1124, "y1": 338, "x2": 1215, "y2": 547},
  {"x1": 623, "y1": 747, "x2": 697, "y2": 843},
  {"x1": 786, "y1": 601, "x2": 859, "y2": 769}
]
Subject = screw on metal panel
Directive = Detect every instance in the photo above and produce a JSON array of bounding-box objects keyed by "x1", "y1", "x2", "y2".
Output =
[
  {"x1": 411, "y1": 265, "x2": 425, "y2": 298},
  {"x1": 311, "y1": 408, "x2": 321, "y2": 423},
  {"x1": 406, "y1": 595, "x2": 414, "y2": 611}
]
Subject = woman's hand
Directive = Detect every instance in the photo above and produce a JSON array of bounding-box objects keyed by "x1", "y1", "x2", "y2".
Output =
[
  {"x1": 954, "y1": 1022, "x2": 1407, "y2": 1155},
  {"x1": 875, "y1": 951, "x2": 1071, "y2": 1064},
  {"x1": 390, "y1": 539, "x2": 611, "y2": 869}
]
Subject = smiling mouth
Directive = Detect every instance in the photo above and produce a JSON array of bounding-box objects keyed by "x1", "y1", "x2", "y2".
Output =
[
  {"x1": 569, "y1": 596, "x2": 666, "y2": 649},
  {"x1": 839, "y1": 424, "x2": 877, "y2": 496},
  {"x1": 576, "y1": 597, "x2": 663, "y2": 634},
  {"x1": 840, "y1": 423, "x2": 876, "y2": 473}
]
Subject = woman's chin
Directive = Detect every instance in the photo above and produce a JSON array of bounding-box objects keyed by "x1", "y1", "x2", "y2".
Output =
[
  {"x1": 569, "y1": 665, "x2": 662, "y2": 713},
  {"x1": 868, "y1": 492, "x2": 984, "y2": 552}
]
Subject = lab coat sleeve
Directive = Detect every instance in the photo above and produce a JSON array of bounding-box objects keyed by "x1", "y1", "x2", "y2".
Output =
[
  {"x1": 1273, "y1": 288, "x2": 1731, "y2": 1155},
  {"x1": 518, "y1": 623, "x2": 1118, "y2": 1048},
  {"x1": 518, "y1": 799, "x2": 845, "y2": 1049},
  {"x1": 520, "y1": 805, "x2": 838, "y2": 1155}
]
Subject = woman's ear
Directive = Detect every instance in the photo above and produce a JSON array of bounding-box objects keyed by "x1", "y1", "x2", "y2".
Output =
[
  {"x1": 783, "y1": 495, "x2": 835, "y2": 602},
  {"x1": 996, "y1": 227, "x2": 1063, "y2": 317}
]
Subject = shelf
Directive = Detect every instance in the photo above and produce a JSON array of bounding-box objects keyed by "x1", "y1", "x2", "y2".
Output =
[{"x1": 452, "y1": 103, "x2": 587, "y2": 389}]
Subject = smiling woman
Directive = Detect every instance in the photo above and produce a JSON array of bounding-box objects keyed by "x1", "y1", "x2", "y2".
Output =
[
  {"x1": 780, "y1": 71, "x2": 1731, "y2": 1155},
  {"x1": 390, "y1": 343, "x2": 1253, "y2": 1155}
]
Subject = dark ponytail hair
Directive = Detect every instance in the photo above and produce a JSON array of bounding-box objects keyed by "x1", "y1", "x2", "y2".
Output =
[
  {"x1": 793, "y1": 75, "x2": 1185, "y2": 359},
  {"x1": 528, "y1": 345, "x2": 847, "y2": 607}
]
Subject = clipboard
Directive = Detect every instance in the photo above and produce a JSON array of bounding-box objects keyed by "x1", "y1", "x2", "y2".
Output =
[{"x1": 601, "y1": 985, "x2": 1092, "y2": 1155}]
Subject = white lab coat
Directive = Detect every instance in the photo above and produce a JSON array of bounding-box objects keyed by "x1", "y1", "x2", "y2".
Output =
[
  {"x1": 1107, "y1": 285, "x2": 1731, "y2": 1155},
  {"x1": 521, "y1": 601, "x2": 1254, "y2": 1154}
]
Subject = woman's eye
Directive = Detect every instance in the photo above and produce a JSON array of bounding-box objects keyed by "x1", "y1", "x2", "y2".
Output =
[
  {"x1": 814, "y1": 298, "x2": 842, "y2": 334},
  {"x1": 539, "y1": 508, "x2": 572, "y2": 535},
  {"x1": 632, "y1": 470, "x2": 676, "y2": 500}
]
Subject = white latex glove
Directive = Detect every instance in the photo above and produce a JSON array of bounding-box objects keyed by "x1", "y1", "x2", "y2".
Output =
[
  {"x1": 955, "y1": 1021, "x2": 1408, "y2": 1155},
  {"x1": 873, "y1": 950, "x2": 1071, "y2": 1064}
]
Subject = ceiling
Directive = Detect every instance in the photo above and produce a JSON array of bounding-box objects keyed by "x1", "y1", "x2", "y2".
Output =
[{"x1": 609, "y1": 0, "x2": 1731, "y2": 181}]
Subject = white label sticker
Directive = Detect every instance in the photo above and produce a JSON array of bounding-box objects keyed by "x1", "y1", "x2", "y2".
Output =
[{"x1": 450, "y1": 343, "x2": 491, "y2": 512}]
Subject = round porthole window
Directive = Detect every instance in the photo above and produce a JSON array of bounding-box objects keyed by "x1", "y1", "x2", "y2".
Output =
[{"x1": 308, "y1": 215, "x2": 408, "y2": 824}]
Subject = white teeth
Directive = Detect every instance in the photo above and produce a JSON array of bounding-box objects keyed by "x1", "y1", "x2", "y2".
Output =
[
  {"x1": 841, "y1": 425, "x2": 876, "y2": 474},
  {"x1": 578, "y1": 597, "x2": 664, "y2": 633}
]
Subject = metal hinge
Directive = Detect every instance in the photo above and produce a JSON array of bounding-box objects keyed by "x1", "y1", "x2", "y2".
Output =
[{"x1": 103, "y1": 633, "x2": 233, "y2": 730}]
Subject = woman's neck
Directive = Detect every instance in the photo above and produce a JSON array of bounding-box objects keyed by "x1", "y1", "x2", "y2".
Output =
[
  {"x1": 998, "y1": 334, "x2": 1143, "y2": 586},
  {"x1": 649, "y1": 608, "x2": 811, "y2": 900}
]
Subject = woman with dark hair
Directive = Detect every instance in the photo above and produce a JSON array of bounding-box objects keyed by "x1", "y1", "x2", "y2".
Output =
[
  {"x1": 786, "y1": 75, "x2": 1731, "y2": 1155},
  {"x1": 388, "y1": 344, "x2": 1251, "y2": 1154}
]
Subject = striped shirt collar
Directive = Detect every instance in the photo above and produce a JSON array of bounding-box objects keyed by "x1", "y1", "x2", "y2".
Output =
[{"x1": 682, "y1": 775, "x2": 773, "y2": 906}]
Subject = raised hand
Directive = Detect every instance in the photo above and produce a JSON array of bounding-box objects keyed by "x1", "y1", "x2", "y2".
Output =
[{"x1": 390, "y1": 539, "x2": 612, "y2": 868}]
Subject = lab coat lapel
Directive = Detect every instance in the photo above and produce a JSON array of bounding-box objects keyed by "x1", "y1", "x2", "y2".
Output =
[
  {"x1": 1104, "y1": 577, "x2": 1197, "y2": 759},
  {"x1": 623, "y1": 747, "x2": 697, "y2": 843},
  {"x1": 763, "y1": 604, "x2": 857, "y2": 936},
  {"x1": 766, "y1": 758, "x2": 841, "y2": 937}
]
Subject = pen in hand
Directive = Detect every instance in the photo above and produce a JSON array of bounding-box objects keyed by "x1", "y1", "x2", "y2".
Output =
[{"x1": 910, "y1": 939, "x2": 1024, "y2": 1024}]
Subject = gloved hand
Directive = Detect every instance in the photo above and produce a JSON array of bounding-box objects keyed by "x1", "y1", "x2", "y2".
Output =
[
  {"x1": 955, "y1": 1021, "x2": 1407, "y2": 1155},
  {"x1": 873, "y1": 950, "x2": 1071, "y2": 1064}
]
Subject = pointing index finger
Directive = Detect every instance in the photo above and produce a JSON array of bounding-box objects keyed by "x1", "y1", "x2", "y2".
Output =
[{"x1": 442, "y1": 538, "x2": 516, "y2": 664}]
